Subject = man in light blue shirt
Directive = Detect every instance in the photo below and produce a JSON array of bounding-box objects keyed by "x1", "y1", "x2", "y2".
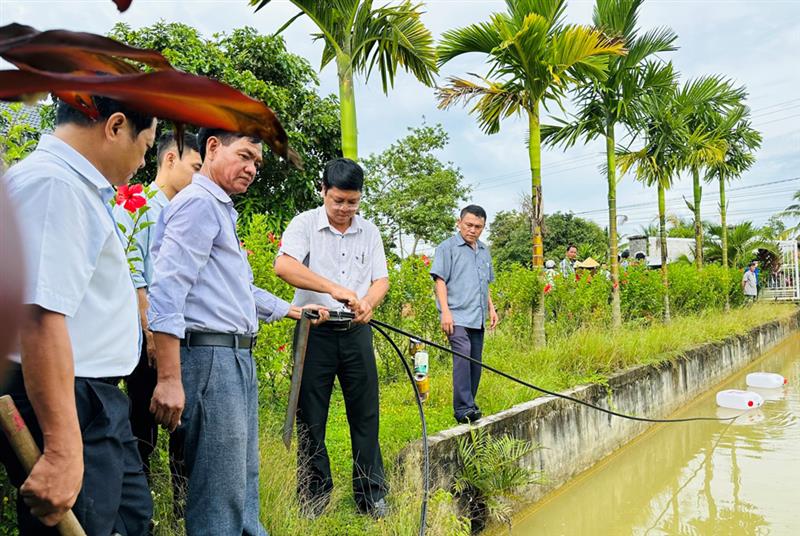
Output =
[
  {"x1": 0, "y1": 97, "x2": 155, "y2": 534},
  {"x1": 112, "y1": 132, "x2": 201, "y2": 482},
  {"x1": 431, "y1": 205, "x2": 498, "y2": 424},
  {"x1": 147, "y1": 129, "x2": 326, "y2": 535}
]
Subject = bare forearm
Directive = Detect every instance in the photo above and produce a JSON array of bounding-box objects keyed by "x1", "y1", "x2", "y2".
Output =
[
  {"x1": 19, "y1": 307, "x2": 81, "y2": 455},
  {"x1": 364, "y1": 278, "x2": 389, "y2": 310},
  {"x1": 434, "y1": 278, "x2": 450, "y2": 313},
  {"x1": 153, "y1": 332, "x2": 180, "y2": 381},
  {"x1": 274, "y1": 255, "x2": 336, "y2": 294},
  {"x1": 136, "y1": 287, "x2": 149, "y2": 330}
]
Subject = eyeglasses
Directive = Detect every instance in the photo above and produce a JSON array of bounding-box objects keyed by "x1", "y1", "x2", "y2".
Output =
[{"x1": 330, "y1": 199, "x2": 360, "y2": 210}]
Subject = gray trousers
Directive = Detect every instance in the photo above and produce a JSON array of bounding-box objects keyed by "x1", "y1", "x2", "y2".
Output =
[
  {"x1": 448, "y1": 326, "x2": 485, "y2": 419},
  {"x1": 176, "y1": 345, "x2": 267, "y2": 536}
]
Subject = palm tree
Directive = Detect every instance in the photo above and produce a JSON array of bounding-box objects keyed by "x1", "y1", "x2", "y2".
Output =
[
  {"x1": 682, "y1": 82, "x2": 746, "y2": 268},
  {"x1": 705, "y1": 105, "x2": 761, "y2": 269},
  {"x1": 618, "y1": 75, "x2": 728, "y2": 322},
  {"x1": 704, "y1": 222, "x2": 777, "y2": 269},
  {"x1": 250, "y1": 0, "x2": 437, "y2": 160},
  {"x1": 541, "y1": 0, "x2": 676, "y2": 329},
  {"x1": 436, "y1": 0, "x2": 624, "y2": 345}
]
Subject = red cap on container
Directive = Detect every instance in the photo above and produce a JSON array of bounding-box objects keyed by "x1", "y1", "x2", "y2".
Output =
[
  {"x1": 785, "y1": 378, "x2": 788, "y2": 384},
  {"x1": 747, "y1": 400, "x2": 754, "y2": 407}
]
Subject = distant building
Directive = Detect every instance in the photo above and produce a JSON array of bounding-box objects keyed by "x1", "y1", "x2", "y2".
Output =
[
  {"x1": 0, "y1": 102, "x2": 45, "y2": 134},
  {"x1": 626, "y1": 234, "x2": 695, "y2": 267}
]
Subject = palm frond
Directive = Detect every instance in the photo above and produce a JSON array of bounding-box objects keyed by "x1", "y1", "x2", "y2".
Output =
[
  {"x1": 353, "y1": 1, "x2": 438, "y2": 91},
  {"x1": 436, "y1": 76, "x2": 526, "y2": 134},
  {"x1": 438, "y1": 20, "x2": 503, "y2": 66}
]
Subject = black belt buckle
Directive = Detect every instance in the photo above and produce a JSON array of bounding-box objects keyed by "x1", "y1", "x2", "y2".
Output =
[{"x1": 330, "y1": 320, "x2": 351, "y2": 331}]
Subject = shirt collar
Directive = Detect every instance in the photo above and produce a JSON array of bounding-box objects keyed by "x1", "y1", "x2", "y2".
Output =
[
  {"x1": 192, "y1": 173, "x2": 232, "y2": 204},
  {"x1": 36, "y1": 134, "x2": 114, "y2": 201},
  {"x1": 455, "y1": 233, "x2": 485, "y2": 249},
  {"x1": 316, "y1": 205, "x2": 362, "y2": 235}
]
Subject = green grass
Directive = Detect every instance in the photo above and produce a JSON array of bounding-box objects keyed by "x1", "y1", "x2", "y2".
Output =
[{"x1": 248, "y1": 302, "x2": 796, "y2": 536}]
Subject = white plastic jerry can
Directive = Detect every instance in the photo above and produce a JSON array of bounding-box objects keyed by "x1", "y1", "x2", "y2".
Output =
[
  {"x1": 746, "y1": 372, "x2": 787, "y2": 389},
  {"x1": 716, "y1": 389, "x2": 764, "y2": 410}
]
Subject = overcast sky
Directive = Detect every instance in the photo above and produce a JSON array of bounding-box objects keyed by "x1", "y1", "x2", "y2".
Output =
[{"x1": 2, "y1": 0, "x2": 798, "y2": 251}]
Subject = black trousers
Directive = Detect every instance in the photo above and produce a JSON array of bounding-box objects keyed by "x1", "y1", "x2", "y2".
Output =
[
  {"x1": 126, "y1": 337, "x2": 186, "y2": 511},
  {"x1": 0, "y1": 365, "x2": 152, "y2": 536},
  {"x1": 295, "y1": 322, "x2": 387, "y2": 511}
]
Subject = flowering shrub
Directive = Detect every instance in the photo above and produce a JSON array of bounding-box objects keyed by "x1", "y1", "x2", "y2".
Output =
[{"x1": 113, "y1": 183, "x2": 158, "y2": 271}]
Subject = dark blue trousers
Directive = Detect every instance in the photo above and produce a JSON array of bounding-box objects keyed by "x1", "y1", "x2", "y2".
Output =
[
  {"x1": 449, "y1": 326, "x2": 485, "y2": 420},
  {"x1": 0, "y1": 365, "x2": 152, "y2": 536}
]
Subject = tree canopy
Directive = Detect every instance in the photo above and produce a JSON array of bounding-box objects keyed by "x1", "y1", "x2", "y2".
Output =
[
  {"x1": 110, "y1": 22, "x2": 341, "y2": 222},
  {"x1": 361, "y1": 123, "x2": 469, "y2": 257},
  {"x1": 488, "y1": 204, "x2": 608, "y2": 268}
]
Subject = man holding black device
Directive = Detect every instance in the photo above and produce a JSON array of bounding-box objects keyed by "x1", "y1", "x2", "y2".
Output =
[{"x1": 275, "y1": 157, "x2": 390, "y2": 518}]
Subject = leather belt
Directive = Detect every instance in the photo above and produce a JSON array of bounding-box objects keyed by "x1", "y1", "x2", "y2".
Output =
[{"x1": 181, "y1": 332, "x2": 256, "y2": 349}]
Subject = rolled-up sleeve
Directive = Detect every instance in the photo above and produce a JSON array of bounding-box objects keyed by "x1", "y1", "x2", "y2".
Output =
[
  {"x1": 147, "y1": 197, "x2": 219, "y2": 338},
  {"x1": 429, "y1": 242, "x2": 451, "y2": 283},
  {"x1": 252, "y1": 286, "x2": 291, "y2": 323}
]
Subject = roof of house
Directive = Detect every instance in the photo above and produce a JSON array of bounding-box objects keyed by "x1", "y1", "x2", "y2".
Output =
[{"x1": 0, "y1": 102, "x2": 44, "y2": 133}]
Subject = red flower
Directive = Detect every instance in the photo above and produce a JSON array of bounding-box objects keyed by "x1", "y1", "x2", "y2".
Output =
[
  {"x1": 421, "y1": 254, "x2": 431, "y2": 267},
  {"x1": 278, "y1": 344, "x2": 287, "y2": 352},
  {"x1": 116, "y1": 183, "x2": 146, "y2": 213},
  {"x1": 267, "y1": 232, "x2": 277, "y2": 244},
  {"x1": 613, "y1": 281, "x2": 619, "y2": 289},
  {"x1": 543, "y1": 283, "x2": 553, "y2": 294}
]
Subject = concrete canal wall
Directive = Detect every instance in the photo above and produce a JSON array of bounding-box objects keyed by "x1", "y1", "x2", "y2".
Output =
[{"x1": 403, "y1": 311, "x2": 799, "y2": 508}]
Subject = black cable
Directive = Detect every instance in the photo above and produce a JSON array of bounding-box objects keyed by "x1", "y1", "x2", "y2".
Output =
[
  {"x1": 369, "y1": 319, "x2": 737, "y2": 424},
  {"x1": 370, "y1": 323, "x2": 429, "y2": 536}
]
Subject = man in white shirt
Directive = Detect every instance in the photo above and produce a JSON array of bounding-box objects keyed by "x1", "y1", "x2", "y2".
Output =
[
  {"x1": 0, "y1": 97, "x2": 156, "y2": 534},
  {"x1": 743, "y1": 261, "x2": 758, "y2": 303},
  {"x1": 275, "y1": 158, "x2": 390, "y2": 518}
]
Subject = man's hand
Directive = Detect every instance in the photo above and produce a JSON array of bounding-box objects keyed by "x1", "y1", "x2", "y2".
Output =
[
  {"x1": 489, "y1": 308, "x2": 499, "y2": 331},
  {"x1": 303, "y1": 304, "x2": 330, "y2": 325},
  {"x1": 352, "y1": 299, "x2": 374, "y2": 324},
  {"x1": 440, "y1": 309, "x2": 454, "y2": 336},
  {"x1": 329, "y1": 285, "x2": 359, "y2": 310},
  {"x1": 150, "y1": 377, "x2": 184, "y2": 432},
  {"x1": 20, "y1": 445, "x2": 83, "y2": 526}
]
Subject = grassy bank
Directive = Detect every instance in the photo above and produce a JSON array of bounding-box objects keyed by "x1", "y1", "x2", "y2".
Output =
[{"x1": 255, "y1": 303, "x2": 797, "y2": 535}]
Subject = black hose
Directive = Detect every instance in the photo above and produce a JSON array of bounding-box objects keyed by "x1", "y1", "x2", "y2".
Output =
[
  {"x1": 369, "y1": 318, "x2": 738, "y2": 424},
  {"x1": 370, "y1": 323, "x2": 429, "y2": 536}
]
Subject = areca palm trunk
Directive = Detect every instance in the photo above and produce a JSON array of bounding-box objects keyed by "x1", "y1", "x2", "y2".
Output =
[
  {"x1": 337, "y1": 50, "x2": 358, "y2": 160},
  {"x1": 720, "y1": 176, "x2": 730, "y2": 310},
  {"x1": 529, "y1": 103, "x2": 546, "y2": 347},
  {"x1": 658, "y1": 182, "x2": 671, "y2": 322},
  {"x1": 606, "y1": 125, "x2": 622, "y2": 329},
  {"x1": 692, "y1": 167, "x2": 703, "y2": 267}
]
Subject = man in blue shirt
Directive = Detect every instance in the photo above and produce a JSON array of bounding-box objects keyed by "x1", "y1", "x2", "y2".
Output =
[
  {"x1": 1, "y1": 97, "x2": 155, "y2": 534},
  {"x1": 113, "y1": 132, "x2": 201, "y2": 479},
  {"x1": 147, "y1": 129, "x2": 326, "y2": 535},
  {"x1": 430, "y1": 205, "x2": 498, "y2": 424}
]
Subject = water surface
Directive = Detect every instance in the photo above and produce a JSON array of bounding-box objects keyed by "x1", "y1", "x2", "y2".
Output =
[{"x1": 511, "y1": 333, "x2": 800, "y2": 535}]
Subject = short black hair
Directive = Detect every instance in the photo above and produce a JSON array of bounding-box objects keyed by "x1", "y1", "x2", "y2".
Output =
[
  {"x1": 322, "y1": 158, "x2": 364, "y2": 191},
  {"x1": 197, "y1": 128, "x2": 261, "y2": 161},
  {"x1": 621, "y1": 249, "x2": 630, "y2": 259},
  {"x1": 460, "y1": 205, "x2": 486, "y2": 220},
  {"x1": 567, "y1": 244, "x2": 578, "y2": 253},
  {"x1": 156, "y1": 131, "x2": 200, "y2": 168},
  {"x1": 749, "y1": 261, "x2": 757, "y2": 267},
  {"x1": 55, "y1": 97, "x2": 154, "y2": 137}
]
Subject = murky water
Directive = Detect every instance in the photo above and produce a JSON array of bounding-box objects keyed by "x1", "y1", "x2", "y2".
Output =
[{"x1": 511, "y1": 333, "x2": 800, "y2": 536}]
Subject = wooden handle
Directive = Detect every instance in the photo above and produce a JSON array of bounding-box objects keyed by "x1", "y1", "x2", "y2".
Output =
[{"x1": 0, "y1": 395, "x2": 87, "y2": 536}]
